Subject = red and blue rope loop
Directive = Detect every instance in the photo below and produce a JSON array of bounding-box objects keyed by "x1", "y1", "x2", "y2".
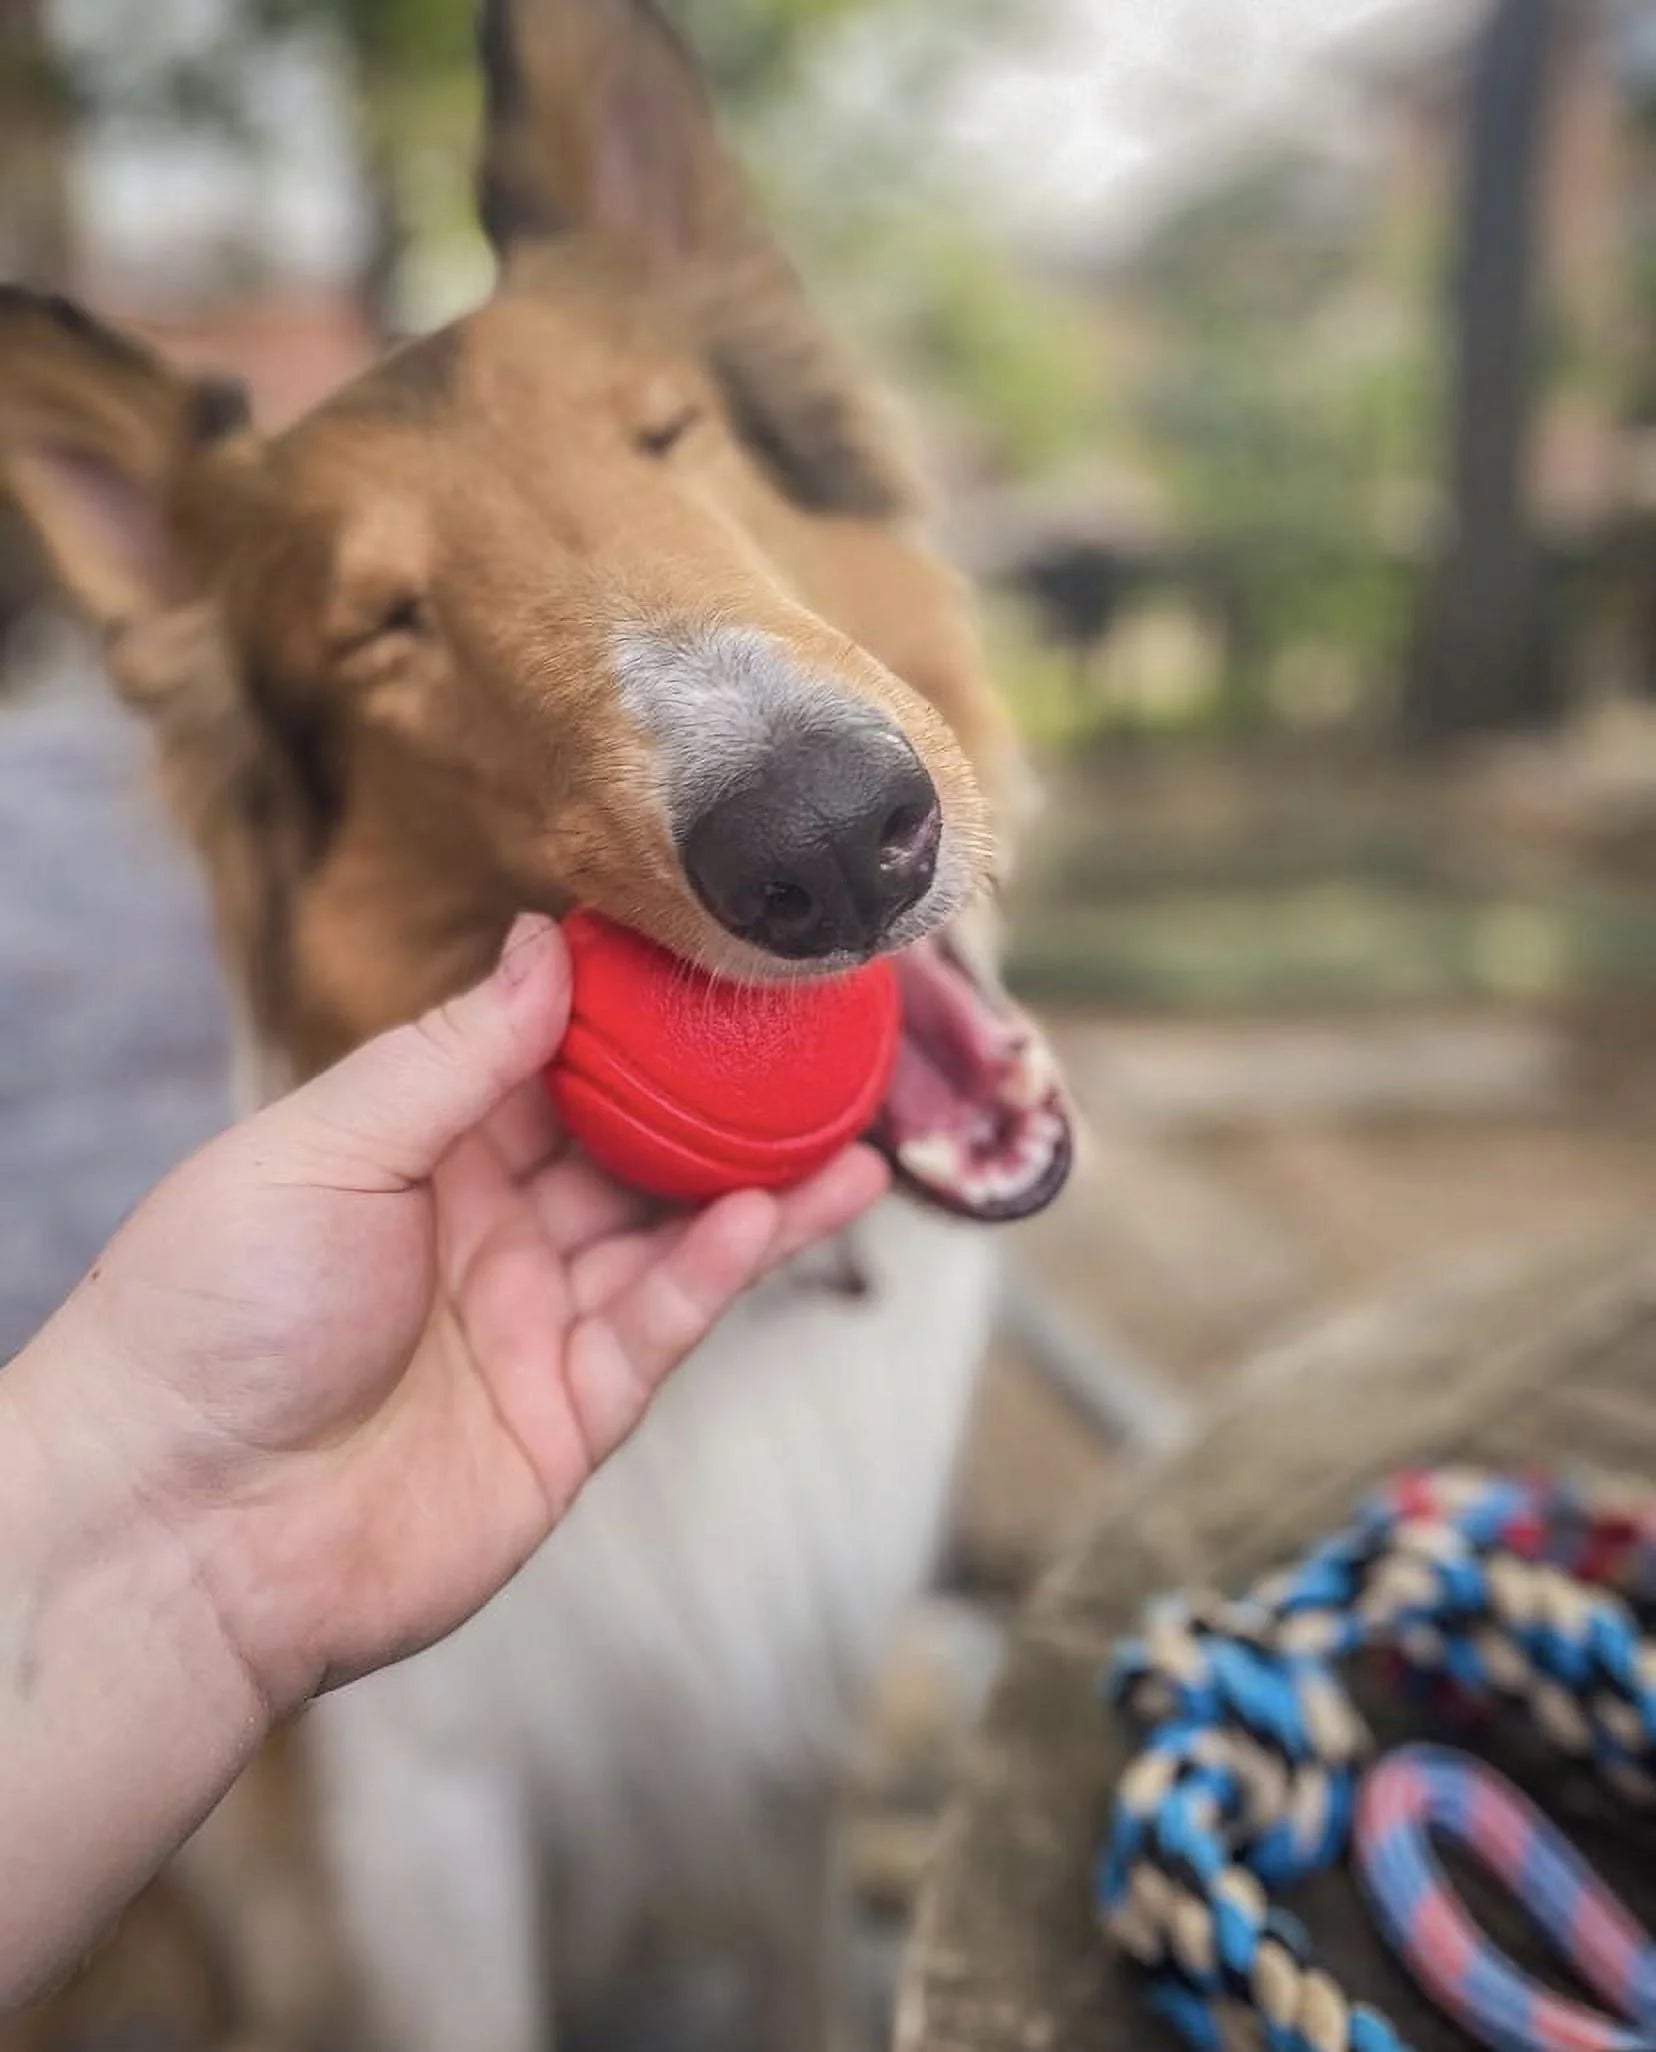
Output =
[
  {"x1": 1358, "y1": 1746, "x2": 1656, "y2": 2052},
  {"x1": 1097, "y1": 1469, "x2": 1656, "y2": 2052}
]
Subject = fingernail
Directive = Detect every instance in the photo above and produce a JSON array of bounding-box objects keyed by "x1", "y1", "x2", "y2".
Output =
[{"x1": 496, "y1": 912, "x2": 556, "y2": 989}]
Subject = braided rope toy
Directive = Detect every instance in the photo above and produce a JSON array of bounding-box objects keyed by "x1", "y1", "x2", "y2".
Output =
[{"x1": 1097, "y1": 1469, "x2": 1656, "y2": 2052}]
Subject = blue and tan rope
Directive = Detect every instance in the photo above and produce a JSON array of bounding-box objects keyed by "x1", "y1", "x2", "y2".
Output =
[{"x1": 1097, "y1": 1469, "x2": 1656, "y2": 2052}]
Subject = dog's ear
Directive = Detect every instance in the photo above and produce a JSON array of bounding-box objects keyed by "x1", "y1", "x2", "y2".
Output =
[
  {"x1": 0, "y1": 287, "x2": 250, "y2": 630},
  {"x1": 477, "y1": 0, "x2": 917, "y2": 518},
  {"x1": 477, "y1": 0, "x2": 740, "y2": 268},
  {"x1": 0, "y1": 291, "x2": 318, "y2": 1058}
]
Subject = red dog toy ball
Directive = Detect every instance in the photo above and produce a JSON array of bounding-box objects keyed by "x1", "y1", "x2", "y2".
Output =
[{"x1": 547, "y1": 910, "x2": 900, "y2": 1203}]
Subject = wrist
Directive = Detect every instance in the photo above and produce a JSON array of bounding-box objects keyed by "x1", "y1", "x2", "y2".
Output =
[{"x1": 0, "y1": 1323, "x2": 271, "y2": 2004}]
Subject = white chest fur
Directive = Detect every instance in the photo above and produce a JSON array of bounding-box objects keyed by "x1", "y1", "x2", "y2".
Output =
[{"x1": 305, "y1": 1196, "x2": 998, "y2": 2010}]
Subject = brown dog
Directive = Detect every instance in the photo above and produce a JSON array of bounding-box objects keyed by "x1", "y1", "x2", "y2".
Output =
[{"x1": 0, "y1": 3, "x2": 1071, "y2": 2045}]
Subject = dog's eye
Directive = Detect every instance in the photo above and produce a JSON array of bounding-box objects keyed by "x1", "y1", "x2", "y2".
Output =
[
  {"x1": 334, "y1": 595, "x2": 428, "y2": 665},
  {"x1": 376, "y1": 595, "x2": 427, "y2": 639},
  {"x1": 636, "y1": 406, "x2": 702, "y2": 459}
]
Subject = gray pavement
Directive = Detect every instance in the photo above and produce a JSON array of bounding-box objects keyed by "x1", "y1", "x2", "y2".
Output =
[{"x1": 0, "y1": 659, "x2": 231, "y2": 1359}]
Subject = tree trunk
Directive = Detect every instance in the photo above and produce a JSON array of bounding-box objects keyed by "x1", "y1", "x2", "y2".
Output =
[
  {"x1": 0, "y1": 0, "x2": 72, "y2": 672},
  {"x1": 0, "y1": 0, "x2": 72, "y2": 284},
  {"x1": 1402, "y1": 0, "x2": 1567, "y2": 744}
]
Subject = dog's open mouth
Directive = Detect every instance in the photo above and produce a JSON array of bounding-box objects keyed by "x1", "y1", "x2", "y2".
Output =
[{"x1": 873, "y1": 936, "x2": 1073, "y2": 1223}]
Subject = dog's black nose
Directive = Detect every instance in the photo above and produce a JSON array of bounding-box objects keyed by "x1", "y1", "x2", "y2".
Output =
[{"x1": 682, "y1": 731, "x2": 941, "y2": 960}]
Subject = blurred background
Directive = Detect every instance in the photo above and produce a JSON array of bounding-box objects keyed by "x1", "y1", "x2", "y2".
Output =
[{"x1": 4, "y1": 0, "x2": 1656, "y2": 2024}]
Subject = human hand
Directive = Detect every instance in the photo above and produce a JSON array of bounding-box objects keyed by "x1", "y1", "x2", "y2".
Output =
[{"x1": 10, "y1": 915, "x2": 887, "y2": 1720}]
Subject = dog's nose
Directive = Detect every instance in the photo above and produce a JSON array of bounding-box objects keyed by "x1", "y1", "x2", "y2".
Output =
[{"x1": 682, "y1": 731, "x2": 941, "y2": 960}]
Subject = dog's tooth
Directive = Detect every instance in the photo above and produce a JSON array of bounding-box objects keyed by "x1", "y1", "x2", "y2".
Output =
[
  {"x1": 1003, "y1": 1038, "x2": 1060, "y2": 1112},
  {"x1": 898, "y1": 1135, "x2": 963, "y2": 1187},
  {"x1": 1002, "y1": 1130, "x2": 1057, "y2": 1194},
  {"x1": 1025, "y1": 1110, "x2": 1061, "y2": 1154},
  {"x1": 1001, "y1": 1060, "x2": 1044, "y2": 1114},
  {"x1": 1004, "y1": 1125, "x2": 1041, "y2": 1171}
]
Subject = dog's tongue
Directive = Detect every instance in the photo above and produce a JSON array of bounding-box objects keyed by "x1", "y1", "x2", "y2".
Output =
[{"x1": 873, "y1": 937, "x2": 1072, "y2": 1223}]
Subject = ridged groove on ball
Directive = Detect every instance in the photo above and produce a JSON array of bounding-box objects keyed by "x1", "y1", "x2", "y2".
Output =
[{"x1": 559, "y1": 913, "x2": 900, "y2": 1145}]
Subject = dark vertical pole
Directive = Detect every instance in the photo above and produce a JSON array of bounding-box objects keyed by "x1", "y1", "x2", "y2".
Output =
[
  {"x1": 1404, "y1": 0, "x2": 1567, "y2": 742},
  {"x1": 0, "y1": 0, "x2": 67, "y2": 667},
  {"x1": 0, "y1": 0, "x2": 72, "y2": 284}
]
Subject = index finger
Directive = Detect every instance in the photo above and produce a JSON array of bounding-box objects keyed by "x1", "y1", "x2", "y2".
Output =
[{"x1": 561, "y1": 1148, "x2": 890, "y2": 1462}]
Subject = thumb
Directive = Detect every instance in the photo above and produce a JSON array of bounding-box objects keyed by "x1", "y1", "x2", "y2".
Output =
[{"x1": 270, "y1": 914, "x2": 571, "y2": 1186}]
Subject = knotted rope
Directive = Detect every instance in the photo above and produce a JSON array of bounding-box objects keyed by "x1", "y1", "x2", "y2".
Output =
[{"x1": 1097, "y1": 1469, "x2": 1656, "y2": 2052}]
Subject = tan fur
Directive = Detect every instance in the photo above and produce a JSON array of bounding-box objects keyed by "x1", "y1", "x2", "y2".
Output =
[
  {"x1": 1, "y1": 270, "x2": 1000, "y2": 1079},
  {"x1": 0, "y1": 5, "x2": 1019, "y2": 2045}
]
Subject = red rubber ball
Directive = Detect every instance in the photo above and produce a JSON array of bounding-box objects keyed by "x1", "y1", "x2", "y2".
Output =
[{"x1": 547, "y1": 910, "x2": 900, "y2": 1203}]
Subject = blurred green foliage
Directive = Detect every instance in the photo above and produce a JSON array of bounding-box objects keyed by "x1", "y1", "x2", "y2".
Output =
[
  {"x1": 688, "y1": 0, "x2": 1115, "y2": 477},
  {"x1": 885, "y1": 230, "x2": 1119, "y2": 474},
  {"x1": 1004, "y1": 752, "x2": 1656, "y2": 1012},
  {"x1": 677, "y1": 0, "x2": 891, "y2": 105},
  {"x1": 256, "y1": 0, "x2": 472, "y2": 76},
  {"x1": 1117, "y1": 156, "x2": 1439, "y2": 729},
  {"x1": 1009, "y1": 874, "x2": 1656, "y2": 1013}
]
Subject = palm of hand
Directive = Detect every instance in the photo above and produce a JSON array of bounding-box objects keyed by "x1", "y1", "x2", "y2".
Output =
[{"x1": 69, "y1": 1075, "x2": 881, "y2": 1713}]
